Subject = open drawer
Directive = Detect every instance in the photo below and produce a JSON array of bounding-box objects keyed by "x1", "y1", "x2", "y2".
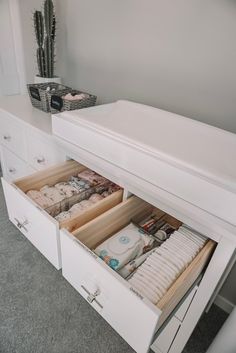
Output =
[
  {"x1": 60, "y1": 196, "x2": 216, "y2": 353},
  {"x1": 1, "y1": 160, "x2": 123, "y2": 269}
]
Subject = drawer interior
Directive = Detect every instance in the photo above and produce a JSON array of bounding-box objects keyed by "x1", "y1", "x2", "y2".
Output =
[
  {"x1": 72, "y1": 196, "x2": 215, "y2": 325},
  {"x1": 14, "y1": 160, "x2": 123, "y2": 229}
]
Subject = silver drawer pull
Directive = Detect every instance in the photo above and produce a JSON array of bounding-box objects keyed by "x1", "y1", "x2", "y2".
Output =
[
  {"x1": 3, "y1": 135, "x2": 11, "y2": 141},
  {"x1": 35, "y1": 156, "x2": 46, "y2": 164},
  {"x1": 8, "y1": 167, "x2": 16, "y2": 174},
  {"x1": 14, "y1": 218, "x2": 29, "y2": 232},
  {"x1": 81, "y1": 285, "x2": 103, "y2": 309}
]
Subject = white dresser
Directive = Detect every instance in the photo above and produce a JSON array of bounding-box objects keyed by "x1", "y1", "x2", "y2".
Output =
[
  {"x1": 1, "y1": 97, "x2": 236, "y2": 353},
  {"x1": 0, "y1": 95, "x2": 65, "y2": 180}
]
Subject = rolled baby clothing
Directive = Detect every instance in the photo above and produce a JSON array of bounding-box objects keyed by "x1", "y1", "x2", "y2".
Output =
[
  {"x1": 69, "y1": 203, "x2": 84, "y2": 215},
  {"x1": 54, "y1": 182, "x2": 79, "y2": 198},
  {"x1": 26, "y1": 190, "x2": 54, "y2": 209},
  {"x1": 78, "y1": 170, "x2": 108, "y2": 185},
  {"x1": 78, "y1": 199, "x2": 94, "y2": 209},
  {"x1": 68, "y1": 176, "x2": 93, "y2": 193},
  {"x1": 55, "y1": 211, "x2": 72, "y2": 222},
  {"x1": 89, "y1": 193, "x2": 104, "y2": 203},
  {"x1": 69, "y1": 200, "x2": 94, "y2": 215},
  {"x1": 101, "y1": 191, "x2": 110, "y2": 198},
  {"x1": 40, "y1": 185, "x2": 65, "y2": 204}
]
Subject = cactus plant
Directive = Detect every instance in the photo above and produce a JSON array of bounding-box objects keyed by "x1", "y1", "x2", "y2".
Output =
[{"x1": 33, "y1": 0, "x2": 56, "y2": 78}]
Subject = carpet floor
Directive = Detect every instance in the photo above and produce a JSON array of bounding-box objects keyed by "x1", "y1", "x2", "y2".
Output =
[{"x1": 0, "y1": 175, "x2": 227, "y2": 353}]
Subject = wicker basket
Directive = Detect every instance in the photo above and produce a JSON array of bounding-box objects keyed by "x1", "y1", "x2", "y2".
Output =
[
  {"x1": 27, "y1": 82, "x2": 71, "y2": 112},
  {"x1": 48, "y1": 89, "x2": 97, "y2": 114}
]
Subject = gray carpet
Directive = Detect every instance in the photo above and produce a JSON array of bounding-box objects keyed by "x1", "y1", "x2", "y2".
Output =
[{"x1": 0, "y1": 174, "x2": 227, "y2": 353}]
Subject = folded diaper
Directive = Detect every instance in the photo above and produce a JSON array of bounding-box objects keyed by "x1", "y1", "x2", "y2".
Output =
[
  {"x1": 127, "y1": 226, "x2": 208, "y2": 304},
  {"x1": 40, "y1": 185, "x2": 65, "y2": 204},
  {"x1": 94, "y1": 223, "x2": 154, "y2": 271},
  {"x1": 54, "y1": 182, "x2": 78, "y2": 198},
  {"x1": 78, "y1": 170, "x2": 108, "y2": 185},
  {"x1": 26, "y1": 190, "x2": 54, "y2": 209},
  {"x1": 68, "y1": 176, "x2": 93, "y2": 193}
]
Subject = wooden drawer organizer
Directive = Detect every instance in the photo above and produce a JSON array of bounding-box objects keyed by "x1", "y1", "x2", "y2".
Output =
[
  {"x1": 60, "y1": 196, "x2": 215, "y2": 353},
  {"x1": 2, "y1": 160, "x2": 123, "y2": 269}
]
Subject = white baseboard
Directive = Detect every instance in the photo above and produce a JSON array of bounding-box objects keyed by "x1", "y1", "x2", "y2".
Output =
[{"x1": 215, "y1": 294, "x2": 235, "y2": 314}]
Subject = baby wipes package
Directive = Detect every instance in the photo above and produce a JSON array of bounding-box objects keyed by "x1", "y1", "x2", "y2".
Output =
[{"x1": 94, "y1": 223, "x2": 154, "y2": 270}]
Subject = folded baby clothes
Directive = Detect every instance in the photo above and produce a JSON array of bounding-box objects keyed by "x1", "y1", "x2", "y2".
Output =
[
  {"x1": 94, "y1": 223, "x2": 154, "y2": 271},
  {"x1": 26, "y1": 190, "x2": 54, "y2": 209},
  {"x1": 78, "y1": 170, "x2": 108, "y2": 185},
  {"x1": 54, "y1": 182, "x2": 78, "y2": 198},
  {"x1": 89, "y1": 193, "x2": 104, "y2": 203},
  {"x1": 63, "y1": 93, "x2": 89, "y2": 101},
  {"x1": 68, "y1": 176, "x2": 93, "y2": 193},
  {"x1": 40, "y1": 185, "x2": 65, "y2": 204}
]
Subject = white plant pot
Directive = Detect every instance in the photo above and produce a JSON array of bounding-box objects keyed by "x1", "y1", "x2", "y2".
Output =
[{"x1": 34, "y1": 76, "x2": 62, "y2": 84}]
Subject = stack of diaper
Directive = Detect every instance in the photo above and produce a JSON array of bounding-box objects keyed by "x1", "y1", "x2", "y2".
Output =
[{"x1": 128, "y1": 225, "x2": 207, "y2": 304}]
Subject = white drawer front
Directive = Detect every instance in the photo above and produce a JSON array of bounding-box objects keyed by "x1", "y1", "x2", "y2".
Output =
[
  {"x1": 1, "y1": 178, "x2": 61, "y2": 269},
  {"x1": 0, "y1": 111, "x2": 27, "y2": 160},
  {"x1": 151, "y1": 316, "x2": 181, "y2": 353},
  {"x1": 61, "y1": 230, "x2": 160, "y2": 353},
  {"x1": 27, "y1": 129, "x2": 65, "y2": 171},
  {"x1": 1, "y1": 147, "x2": 34, "y2": 181},
  {"x1": 60, "y1": 195, "x2": 215, "y2": 353}
]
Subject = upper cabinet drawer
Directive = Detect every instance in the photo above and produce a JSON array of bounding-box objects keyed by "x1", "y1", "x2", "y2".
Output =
[
  {"x1": 1, "y1": 146, "x2": 35, "y2": 181},
  {"x1": 2, "y1": 160, "x2": 123, "y2": 269},
  {"x1": 26, "y1": 129, "x2": 66, "y2": 171},
  {"x1": 0, "y1": 111, "x2": 27, "y2": 160},
  {"x1": 60, "y1": 196, "x2": 216, "y2": 353}
]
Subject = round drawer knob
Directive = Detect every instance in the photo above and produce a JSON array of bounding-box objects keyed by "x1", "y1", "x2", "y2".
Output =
[
  {"x1": 36, "y1": 156, "x2": 46, "y2": 164},
  {"x1": 3, "y1": 135, "x2": 11, "y2": 141},
  {"x1": 8, "y1": 167, "x2": 16, "y2": 174}
]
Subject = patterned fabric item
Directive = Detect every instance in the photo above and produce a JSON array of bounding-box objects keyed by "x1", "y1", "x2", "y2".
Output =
[
  {"x1": 40, "y1": 185, "x2": 65, "y2": 203},
  {"x1": 89, "y1": 193, "x2": 104, "y2": 203},
  {"x1": 78, "y1": 170, "x2": 108, "y2": 185},
  {"x1": 68, "y1": 176, "x2": 93, "y2": 192},
  {"x1": 54, "y1": 182, "x2": 79, "y2": 197},
  {"x1": 55, "y1": 211, "x2": 72, "y2": 222},
  {"x1": 26, "y1": 190, "x2": 54, "y2": 209}
]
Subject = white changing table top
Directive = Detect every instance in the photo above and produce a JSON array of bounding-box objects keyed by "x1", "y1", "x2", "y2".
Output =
[{"x1": 58, "y1": 100, "x2": 236, "y2": 193}]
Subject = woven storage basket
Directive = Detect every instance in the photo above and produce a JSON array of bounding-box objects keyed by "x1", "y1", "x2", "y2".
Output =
[
  {"x1": 48, "y1": 89, "x2": 97, "y2": 114},
  {"x1": 27, "y1": 82, "x2": 71, "y2": 112}
]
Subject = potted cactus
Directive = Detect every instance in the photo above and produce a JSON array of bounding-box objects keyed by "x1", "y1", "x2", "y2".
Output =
[{"x1": 33, "y1": 0, "x2": 61, "y2": 83}]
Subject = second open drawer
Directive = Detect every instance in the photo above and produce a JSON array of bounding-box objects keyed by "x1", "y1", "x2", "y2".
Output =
[
  {"x1": 1, "y1": 160, "x2": 123, "y2": 269},
  {"x1": 61, "y1": 196, "x2": 215, "y2": 353}
]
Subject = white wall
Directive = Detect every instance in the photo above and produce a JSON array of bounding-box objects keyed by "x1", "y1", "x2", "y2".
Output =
[
  {"x1": 0, "y1": 0, "x2": 20, "y2": 95},
  {"x1": 58, "y1": 0, "x2": 236, "y2": 134}
]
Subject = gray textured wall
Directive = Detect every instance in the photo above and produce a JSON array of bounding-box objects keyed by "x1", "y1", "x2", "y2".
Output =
[{"x1": 58, "y1": 0, "x2": 236, "y2": 133}]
